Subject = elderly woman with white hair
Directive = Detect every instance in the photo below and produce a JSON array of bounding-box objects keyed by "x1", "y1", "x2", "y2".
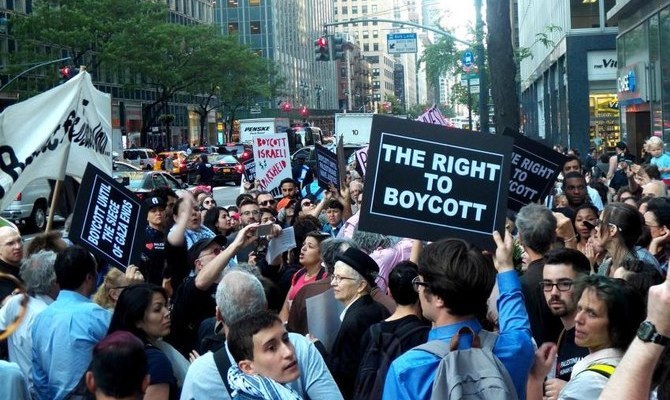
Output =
[{"x1": 0, "y1": 250, "x2": 60, "y2": 396}]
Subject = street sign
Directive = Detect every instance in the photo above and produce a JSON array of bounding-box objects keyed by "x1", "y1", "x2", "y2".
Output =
[
  {"x1": 470, "y1": 85, "x2": 480, "y2": 94},
  {"x1": 387, "y1": 32, "x2": 417, "y2": 54},
  {"x1": 462, "y1": 50, "x2": 475, "y2": 71},
  {"x1": 250, "y1": 105, "x2": 261, "y2": 114}
]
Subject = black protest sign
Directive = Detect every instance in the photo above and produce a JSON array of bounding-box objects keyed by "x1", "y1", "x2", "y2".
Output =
[
  {"x1": 355, "y1": 146, "x2": 368, "y2": 177},
  {"x1": 243, "y1": 158, "x2": 256, "y2": 182},
  {"x1": 359, "y1": 116, "x2": 513, "y2": 249},
  {"x1": 70, "y1": 163, "x2": 146, "y2": 271},
  {"x1": 502, "y1": 128, "x2": 568, "y2": 212},
  {"x1": 315, "y1": 143, "x2": 340, "y2": 190}
]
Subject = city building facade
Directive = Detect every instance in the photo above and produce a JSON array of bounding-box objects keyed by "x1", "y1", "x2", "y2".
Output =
[
  {"x1": 608, "y1": 0, "x2": 670, "y2": 157},
  {"x1": 518, "y1": 0, "x2": 618, "y2": 155}
]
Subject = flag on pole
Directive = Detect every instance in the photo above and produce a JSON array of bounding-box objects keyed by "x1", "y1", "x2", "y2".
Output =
[
  {"x1": 0, "y1": 71, "x2": 113, "y2": 210},
  {"x1": 416, "y1": 105, "x2": 453, "y2": 127}
]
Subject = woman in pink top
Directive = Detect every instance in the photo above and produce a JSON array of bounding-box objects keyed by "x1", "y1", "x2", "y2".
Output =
[{"x1": 279, "y1": 231, "x2": 330, "y2": 322}]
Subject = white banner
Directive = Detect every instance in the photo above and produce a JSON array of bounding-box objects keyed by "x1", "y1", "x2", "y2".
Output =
[
  {"x1": 0, "y1": 71, "x2": 112, "y2": 210},
  {"x1": 252, "y1": 133, "x2": 291, "y2": 192}
]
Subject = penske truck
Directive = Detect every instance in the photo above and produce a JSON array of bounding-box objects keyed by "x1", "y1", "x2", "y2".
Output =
[{"x1": 238, "y1": 118, "x2": 290, "y2": 144}]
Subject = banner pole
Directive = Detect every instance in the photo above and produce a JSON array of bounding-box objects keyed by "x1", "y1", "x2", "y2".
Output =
[{"x1": 45, "y1": 180, "x2": 62, "y2": 233}]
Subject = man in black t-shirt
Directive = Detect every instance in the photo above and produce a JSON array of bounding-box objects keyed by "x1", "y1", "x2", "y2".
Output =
[{"x1": 538, "y1": 248, "x2": 591, "y2": 396}]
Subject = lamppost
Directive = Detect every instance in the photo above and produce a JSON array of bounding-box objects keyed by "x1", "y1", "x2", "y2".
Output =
[
  {"x1": 315, "y1": 85, "x2": 322, "y2": 110},
  {"x1": 0, "y1": 56, "x2": 72, "y2": 93}
]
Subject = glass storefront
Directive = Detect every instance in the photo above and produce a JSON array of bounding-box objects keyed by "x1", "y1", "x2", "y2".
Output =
[{"x1": 589, "y1": 93, "x2": 620, "y2": 151}]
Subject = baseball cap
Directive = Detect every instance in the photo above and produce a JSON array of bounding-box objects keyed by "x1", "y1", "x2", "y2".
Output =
[
  {"x1": 144, "y1": 197, "x2": 166, "y2": 210},
  {"x1": 187, "y1": 235, "x2": 228, "y2": 271}
]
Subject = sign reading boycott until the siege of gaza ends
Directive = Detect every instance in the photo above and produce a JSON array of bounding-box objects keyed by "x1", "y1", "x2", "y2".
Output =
[
  {"x1": 503, "y1": 128, "x2": 568, "y2": 212},
  {"x1": 70, "y1": 163, "x2": 146, "y2": 271},
  {"x1": 359, "y1": 116, "x2": 514, "y2": 249}
]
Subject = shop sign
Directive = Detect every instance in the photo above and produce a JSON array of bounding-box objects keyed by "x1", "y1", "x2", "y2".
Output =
[
  {"x1": 587, "y1": 50, "x2": 617, "y2": 80},
  {"x1": 617, "y1": 63, "x2": 646, "y2": 106}
]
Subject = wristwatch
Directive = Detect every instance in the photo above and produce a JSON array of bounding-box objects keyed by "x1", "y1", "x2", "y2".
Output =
[{"x1": 637, "y1": 321, "x2": 670, "y2": 346}]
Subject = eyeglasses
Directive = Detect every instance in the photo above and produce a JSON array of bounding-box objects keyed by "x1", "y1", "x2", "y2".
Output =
[
  {"x1": 412, "y1": 276, "x2": 430, "y2": 292},
  {"x1": 259, "y1": 199, "x2": 276, "y2": 206},
  {"x1": 199, "y1": 247, "x2": 223, "y2": 260},
  {"x1": 539, "y1": 280, "x2": 574, "y2": 292},
  {"x1": 241, "y1": 210, "x2": 261, "y2": 217},
  {"x1": 331, "y1": 274, "x2": 357, "y2": 284},
  {"x1": 203, "y1": 200, "x2": 216, "y2": 205}
]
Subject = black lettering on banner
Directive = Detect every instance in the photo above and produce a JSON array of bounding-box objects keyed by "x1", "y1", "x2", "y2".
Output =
[
  {"x1": 243, "y1": 158, "x2": 256, "y2": 182},
  {"x1": 0, "y1": 97, "x2": 112, "y2": 203},
  {"x1": 359, "y1": 116, "x2": 513, "y2": 249},
  {"x1": 69, "y1": 163, "x2": 145, "y2": 271},
  {"x1": 315, "y1": 143, "x2": 339, "y2": 190},
  {"x1": 502, "y1": 128, "x2": 567, "y2": 212}
]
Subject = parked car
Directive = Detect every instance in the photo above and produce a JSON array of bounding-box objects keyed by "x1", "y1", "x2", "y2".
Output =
[
  {"x1": 291, "y1": 144, "x2": 362, "y2": 170},
  {"x1": 122, "y1": 148, "x2": 158, "y2": 170},
  {"x1": 1, "y1": 179, "x2": 52, "y2": 231},
  {"x1": 218, "y1": 143, "x2": 253, "y2": 163},
  {"x1": 211, "y1": 154, "x2": 244, "y2": 186},
  {"x1": 113, "y1": 160, "x2": 142, "y2": 172},
  {"x1": 115, "y1": 170, "x2": 187, "y2": 201},
  {"x1": 155, "y1": 151, "x2": 188, "y2": 179}
]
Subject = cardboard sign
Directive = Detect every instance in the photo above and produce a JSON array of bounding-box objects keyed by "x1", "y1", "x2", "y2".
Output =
[
  {"x1": 243, "y1": 158, "x2": 256, "y2": 182},
  {"x1": 336, "y1": 139, "x2": 347, "y2": 189},
  {"x1": 502, "y1": 128, "x2": 568, "y2": 212},
  {"x1": 70, "y1": 163, "x2": 146, "y2": 271},
  {"x1": 355, "y1": 146, "x2": 369, "y2": 177},
  {"x1": 315, "y1": 143, "x2": 340, "y2": 190},
  {"x1": 359, "y1": 116, "x2": 513, "y2": 249},
  {"x1": 252, "y1": 133, "x2": 292, "y2": 192}
]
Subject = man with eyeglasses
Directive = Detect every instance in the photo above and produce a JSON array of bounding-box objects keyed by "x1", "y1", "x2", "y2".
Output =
[
  {"x1": 536, "y1": 248, "x2": 591, "y2": 400},
  {"x1": 256, "y1": 191, "x2": 277, "y2": 210},
  {"x1": 169, "y1": 226, "x2": 258, "y2": 356},
  {"x1": 0, "y1": 225, "x2": 24, "y2": 305}
]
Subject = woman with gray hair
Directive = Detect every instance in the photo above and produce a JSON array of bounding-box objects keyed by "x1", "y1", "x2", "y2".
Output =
[{"x1": 0, "y1": 250, "x2": 59, "y2": 396}]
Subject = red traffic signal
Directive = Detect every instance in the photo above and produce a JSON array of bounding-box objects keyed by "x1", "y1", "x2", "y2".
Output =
[
  {"x1": 315, "y1": 36, "x2": 331, "y2": 62},
  {"x1": 315, "y1": 36, "x2": 328, "y2": 48},
  {"x1": 300, "y1": 106, "x2": 308, "y2": 117},
  {"x1": 59, "y1": 66, "x2": 71, "y2": 79},
  {"x1": 281, "y1": 102, "x2": 292, "y2": 112}
]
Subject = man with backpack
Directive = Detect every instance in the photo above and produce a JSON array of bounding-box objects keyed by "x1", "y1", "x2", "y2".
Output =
[
  {"x1": 354, "y1": 261, "x2": 429, "y2": 400},
  {"x1": 383, "y1": 231, "x2": 535, "y2": 400}
]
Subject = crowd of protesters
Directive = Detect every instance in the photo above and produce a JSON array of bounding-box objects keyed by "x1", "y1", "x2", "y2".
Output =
[{"x1": 1, "y1": 137, "x2": 670, "y2": 400}]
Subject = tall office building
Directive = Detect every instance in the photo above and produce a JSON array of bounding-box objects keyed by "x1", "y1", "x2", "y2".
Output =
[{"x1": 215, "y1": 0, "x2": 337, "y2": 112}]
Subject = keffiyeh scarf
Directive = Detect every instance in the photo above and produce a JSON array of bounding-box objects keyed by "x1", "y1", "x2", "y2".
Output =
[{"x1": 227, "y1": 365, "x2": 303, "y2": 400}]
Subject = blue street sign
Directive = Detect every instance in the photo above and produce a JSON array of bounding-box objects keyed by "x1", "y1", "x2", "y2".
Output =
[{"x1": 462, "y1": 50, "x2": 475, "y2": 69}]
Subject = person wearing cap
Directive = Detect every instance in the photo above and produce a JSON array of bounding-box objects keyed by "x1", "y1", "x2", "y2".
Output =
[
  {"x1": 310, "y1": 247, "x2": 390, "y2": 399},
  {"x1": 140, "y1": 197, "x2": 167, "y2": 286},
  {"x1": 168, "y1": 223, "x2": 258, "y2": 356}
]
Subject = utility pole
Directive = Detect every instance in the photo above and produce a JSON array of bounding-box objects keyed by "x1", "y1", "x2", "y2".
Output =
[{"x1": 475, "y1": 0, "x2": 489, "y2": 134}]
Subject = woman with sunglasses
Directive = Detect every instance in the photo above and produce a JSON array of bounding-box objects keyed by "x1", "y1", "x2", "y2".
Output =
[
  {"x1": 108, "y1": 283, "x2": 185, "y2": 400},
  {"x1": 589, "y1": 203, "x2": 661, "y2": 277},
  {"x1": 202, "y1": 207, "x2": 233, "y2": 236}
]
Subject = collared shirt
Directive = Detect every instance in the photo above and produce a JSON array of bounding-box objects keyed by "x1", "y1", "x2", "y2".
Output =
[
  {"x1": 383, "y1": 270, "x2": 535, "y2": 400},
  {"x1": 180, "y1": 333, "x2": 343, "y2": 400},
  {"x1": 322, "y1": 220, "x2": 344, "y2": 238},
  {"x1": 0, "y1": 293, "x2": 53, "y2": 395},
  {"x1": 31, "y1": 290, "x2": 111, "y2": 400}
]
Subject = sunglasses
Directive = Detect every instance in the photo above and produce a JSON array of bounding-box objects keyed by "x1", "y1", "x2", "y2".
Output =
[
  {"x1": 260, "y1": 199, "x2": 276, "y2": 206},
  {"x1": 204, "y1": 200, "x2": 216, "y2": 205}
]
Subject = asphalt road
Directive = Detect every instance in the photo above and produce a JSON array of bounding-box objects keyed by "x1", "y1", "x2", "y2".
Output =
[{"x1": 211, "y1": 184, "x2": 242, "y2": 208}]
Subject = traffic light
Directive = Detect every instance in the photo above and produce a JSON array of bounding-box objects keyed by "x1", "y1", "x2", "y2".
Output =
[
  {"x1": 332, "y1": 34, "x2": 345, "y2": 61},
  {"x1": 300, "y1": 106, "x2": 308, "y2": 117},
  {"x1": 58, "y1": 65, "x2": 80, "y2": 83},
  {"x1": 315, "y1": 36, "x2": 330, "y2": 62}
]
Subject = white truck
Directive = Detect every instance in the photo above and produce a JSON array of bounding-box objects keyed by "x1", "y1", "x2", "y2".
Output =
[
  {"x1": 334, "y1": 113, "x2": 373, "y2": 145},
  {"x1": 238, "y1": 118, "x2": 290, "y2": 144}
]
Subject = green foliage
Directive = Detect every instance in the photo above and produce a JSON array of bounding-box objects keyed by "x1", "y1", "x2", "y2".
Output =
[
  {"x1": 515, "y1": 24, "x2": 562, "y2": 63},
  {"x1": 419, "y1": 34, "x2": 459, "y2": 86}
]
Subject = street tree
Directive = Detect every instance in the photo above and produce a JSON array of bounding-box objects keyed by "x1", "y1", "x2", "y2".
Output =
[
  {"x1": 486, "y1": 0, "x2": 519, "y2": 134},
  {"x1": 420, "y1": 34, "x2": 459, "y2": 103}
]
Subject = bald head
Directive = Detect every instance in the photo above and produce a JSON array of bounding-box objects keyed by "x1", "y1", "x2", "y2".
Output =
[{"x1": 0, "y1": 226, "x2": 23, "y2": 266}]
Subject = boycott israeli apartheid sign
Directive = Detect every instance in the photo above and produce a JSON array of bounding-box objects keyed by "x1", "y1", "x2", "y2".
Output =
[
  {"x1": 359, "y1": 116, "x2": 513, "y2": 249},
  {"x1": 252, "y1": 133, "x2": 291, "y2": 192},
  {"x1": 503, "y1": 128, "x2": 567, "y2": 212},
  {"x1": 70, "y1": 163, "x2": 145, "y2": 271}
]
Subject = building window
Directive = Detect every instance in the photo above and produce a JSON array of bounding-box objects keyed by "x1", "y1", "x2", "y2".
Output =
[
  {"x1": 362, "y1": 5, "x2": 367, "y2": 13},
  {"x1": 352, "y1": 6, "x2": 357, "y2": 14},
  {"x1": 372, "y1": 18, "x2": 378, "y2": 26},
  {"x1": 227, "y1": 0, "x2": 238, "y2": 8},
  {"x1": 570, "y1": 0, "x2": 599, "y2": 29},
  {"x1": 605, "y1": 0, "x2": 617, "y2": 27},
  {"x1": 373, "y1": 43, "x2": 379, "y2": 51},
  {"x1": 250, "y1": 21, "x2": 261, "y2": 34},
  {"x1": 372, "y1": 30, "x2": 378, "y2": 38},
  {"x1": 362, "y1": 31, "x2": 369, "y2": 38},
  {"x1": 371, "y1": 5, "x2": 377, "y2": 12},
  {"x1": 228, "y1": 22, "x2": 239, "y2": 34},
  {"x1": 342, "y1": 6, "x2": 348, "y2": 14},
  {"x1": 249, "y1": 0, "x2": 260, "y2": 5},
  {"x1": 363, "y1": 43, "x2": 369, "y2": 51}
]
